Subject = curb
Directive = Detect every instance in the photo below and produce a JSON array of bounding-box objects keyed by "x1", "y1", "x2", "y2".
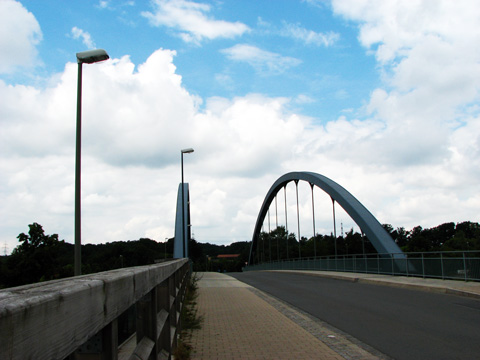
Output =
[{"x1": 267, "y1": 269, "x2": 360, "y2": 283}]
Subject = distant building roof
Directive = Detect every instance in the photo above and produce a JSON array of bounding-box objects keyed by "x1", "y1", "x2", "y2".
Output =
[{"x1": 217, "y1": 254, "x2": 240, "y2": 259}]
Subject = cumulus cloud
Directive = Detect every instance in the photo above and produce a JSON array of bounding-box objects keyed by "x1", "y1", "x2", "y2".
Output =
[
  {"x1": 221, "y1": 44, "x2": 302, "y2": 74},
  {"x1": 331, "y1": 0, "x2": 480, "y2": 101},
  {"x1": 0, "y1": 0, "x2": 42, "y2": 74},
  {"x1": 71, "y1": 27, "x2": 96, "y2": 49},
  {"x1": 0, "y1": 48, "x2": 309, "y2": 251},
  {"x1": 328, "y1": 0, "x2": 480, "y2": 165},
  {"x1": 142, "y1": 0, "x2": 250, "y2": 44}
]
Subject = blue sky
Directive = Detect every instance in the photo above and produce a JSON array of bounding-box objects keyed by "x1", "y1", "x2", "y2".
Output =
[
  {"x1": 18, "y1": 0, "x2": 378, "y2": 121},
  {"x1": 1, "y1": 0, "x2": 480, "y2": 254}
]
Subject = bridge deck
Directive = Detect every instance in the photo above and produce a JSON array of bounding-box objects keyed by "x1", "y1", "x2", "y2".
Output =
[
  {"x1": 187, "y1": 271, "x2": 480, "y2": 360},
  {"x1": 188, "y1": 272, "x2": 376, "y2": 360}
]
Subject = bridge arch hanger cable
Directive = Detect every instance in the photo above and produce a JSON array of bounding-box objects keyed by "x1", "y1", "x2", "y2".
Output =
[
  {"x1": 248, "y1": 171, "x2": 405, "y2": 265},
  {"x1": 309, "y1": 181, "x2": 317, "y2": 258}
]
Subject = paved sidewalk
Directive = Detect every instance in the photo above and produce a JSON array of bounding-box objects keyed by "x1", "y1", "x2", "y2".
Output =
[{"x1": 188, "y1": 272, "x2": 381, "y2": 360}]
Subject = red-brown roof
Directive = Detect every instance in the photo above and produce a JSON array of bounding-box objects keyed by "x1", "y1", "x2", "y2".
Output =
[{"x1": 217, "y1": 254, "x2": 240, "y2": 258}]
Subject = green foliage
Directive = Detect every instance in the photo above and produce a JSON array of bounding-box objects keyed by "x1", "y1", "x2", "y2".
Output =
[
  {"x1": 182, "y1": 275, "x2": 202, "y2": 330},
  {"x1": 255, "y1": 225, "x2": 376, "y2": 262},
  {"x1": 383, "y1": 221, "x2": 480, "y2": 252},
  {"x1": 191, "y1": 238, "x2": 250, "y2": 272},
  {"x1": 3, "y1": 220, "x2": 480, "y2": 289},
  {"x1": 0, "y1": 223, "x2": 251, "y2": 288},
  {"x1": 174, "y1": 274, "x2": 202, "y2": 360},
  {"x1": 2, "y1": 223, "x2": 72, "y2": 287},
  {"x1": 253, "y1": 221, "x2": 480, "y2": 263},
  {"x1": 81, "y1": 237, "x2": 171, "y2": 274},
  {"x1": 0, "y1": 224, "x2": 175, "y2": 288}
]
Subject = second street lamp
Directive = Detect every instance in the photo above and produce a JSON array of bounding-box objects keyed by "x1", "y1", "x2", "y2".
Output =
[
  {"x1": 75, "y1": 49, "x2": 109, "y2": 276},
  {"x1": 164, "y1": 237, "x2": 168, "y2": 259},
  {"x1": 181, "y1": 148, "x2": 194, "y2": 258}
]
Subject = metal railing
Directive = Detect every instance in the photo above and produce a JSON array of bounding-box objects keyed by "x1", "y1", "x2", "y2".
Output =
[
  {"x1": 0, "y1": 259, "x2": 189, "y2": 360},
  {"x1": 245, "y1": 251, "x2": 480, "y2": 281}
]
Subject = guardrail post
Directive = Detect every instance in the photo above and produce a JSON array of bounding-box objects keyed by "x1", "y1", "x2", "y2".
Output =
[
  {"x1": 73, "y1": 319, "x2": 119, "y2": 360},
  {"x1": 421, "y1": 253, "x2": 425, "y2": 278},
  {"x1": 405, "y1": 255, "x2": 409, "y2": 277},
  {"x1": 391, "y1": 254, "x2": 394, "y2": 275},
  {"x1": 440, "y1": 253, "x2": 444, "y2": 280},
  {"x1": 169, "y1": 271, "x2": 178, "y2": 351},
  {"x1": 103, "y1": 319, "x2": 118, "y2": 360},
  {"x1": 157, "y1": 279, "x2": 171, "y2": 357},
  {"x1": 175, "y1": 268, "x2": 182, "y2": 334},
  {"x1": 135, "y1": 288, "x2": 158, "y2": 360}
]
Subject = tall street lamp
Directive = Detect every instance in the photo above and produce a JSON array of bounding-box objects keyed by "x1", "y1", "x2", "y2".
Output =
[
  {"x1": 75, "y1": 49, "x2": 109, "y2": 276},
  {"x1": 181, "y1": 148, "x2": 194, "y2": 258},
  {"x1": 164, "y1": 237, "x2": 168, "y2": 259}
]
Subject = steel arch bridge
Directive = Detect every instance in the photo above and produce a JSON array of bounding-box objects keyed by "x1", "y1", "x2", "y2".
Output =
[{"x1": 248, "y1": 171, "x2": 404, "y2": 265}]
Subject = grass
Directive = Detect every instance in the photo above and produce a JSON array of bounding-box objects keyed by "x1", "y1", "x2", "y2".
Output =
[{"x1": 173, "y1": 273, "x2": 203, "y2": 360}]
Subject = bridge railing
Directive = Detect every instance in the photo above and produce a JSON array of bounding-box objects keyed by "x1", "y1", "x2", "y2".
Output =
[
  {"x1": 0, "y1": 258, "x2": 189, "y2": 360},
  {"x1": 245, "y1": 251, "x2": 480, "y2": 282}
]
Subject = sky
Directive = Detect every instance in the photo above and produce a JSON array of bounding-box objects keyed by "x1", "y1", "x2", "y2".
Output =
[{"x1": 1, "y1": 0, "x2": 480, "y2": 255}]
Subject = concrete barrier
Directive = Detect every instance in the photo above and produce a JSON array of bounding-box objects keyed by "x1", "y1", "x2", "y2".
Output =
[{"x1": 0, "y1": 259, "x2": 189, "y2": 360}]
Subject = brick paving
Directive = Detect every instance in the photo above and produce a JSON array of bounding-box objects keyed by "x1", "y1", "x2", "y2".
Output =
[{"x1": 188, "y1": 272, "x2": 380, "y2": 360}]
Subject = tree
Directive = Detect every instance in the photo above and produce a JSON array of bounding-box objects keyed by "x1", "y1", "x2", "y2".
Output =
[
  {"x1": 5, "y1": 223, "x2": 72, "y2": 287},
  {"x1": 15, "y1": 223, "x2": 59, "y2": 252}
]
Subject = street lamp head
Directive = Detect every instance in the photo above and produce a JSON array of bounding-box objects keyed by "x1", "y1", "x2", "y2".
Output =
[
  {"x1": 181, "y1": 148, "x2": 194, "y2": 154},
  {"x1": 76, "y1": 49, "x2": 109, "y2": 64}
]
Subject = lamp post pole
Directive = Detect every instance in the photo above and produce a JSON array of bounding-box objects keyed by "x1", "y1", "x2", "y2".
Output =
[
  {"x1": 74, "y1": 60, "x2": 83, "y2": 276},
  {"x1": 164, "y1": 237, "x2": 168, "y2": 259},
  {"x1": 74, "y1": 49, "x2": 109, "y2": 276},
  {"x1": 181, "y1": 148, "x2": 194, "y2": 258}
]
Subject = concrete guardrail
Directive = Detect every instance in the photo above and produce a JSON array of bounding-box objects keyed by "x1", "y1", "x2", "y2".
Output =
[{"x1": 0, "y1": 258, "x2": 189, "y2": 360}]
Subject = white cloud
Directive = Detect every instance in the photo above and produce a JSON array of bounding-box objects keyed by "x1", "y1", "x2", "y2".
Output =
[
  {"x1": 0, "y1": 49, "x2": 307, "y2": 252},
  {"x1": 98, "y1": 1, "x2": 109, "y2": 9},
  {"x1": 97, "y1": 1, "x2": 135, "y2": 11},
  {"x1": 193, "y1": 94, "x2": 305, "y2": 177},
  {"x1": 332, "y1": 0, "x2": 480, "y2": 64},
  {"x1": 328, "y1": 0, "x2": 480, "y2": 164},
  {"x1": 71, "y1": 27, "x2": 96, "y2": 49},
  {"x1": 282, "y1": 22, "x2": 339, "y2": 46},
  {"x1": 0, "y1": 0, "x2": 42, "y2": 74},
  {"x1": 221, "y1": 44, "x2": 302, "y2": 74},
  {"x1": 142, "y1": 0, "x2": 250, "y2": 44},
  {"x1": 214, "y1": 73, "x2": 234, "y2": 90},
  {"x1": 294, "y1": 94, "x2": 315, "y2": 104}
]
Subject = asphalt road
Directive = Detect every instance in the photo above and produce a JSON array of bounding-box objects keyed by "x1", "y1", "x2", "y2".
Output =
[{"x1": 230, "y1": 271, "x2": 480, "y2": 360}]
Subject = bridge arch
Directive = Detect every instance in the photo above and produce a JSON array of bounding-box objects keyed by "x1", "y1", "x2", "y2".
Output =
[{"x1": 248, "y1": 172, "x2": 404, "y2": 264}]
